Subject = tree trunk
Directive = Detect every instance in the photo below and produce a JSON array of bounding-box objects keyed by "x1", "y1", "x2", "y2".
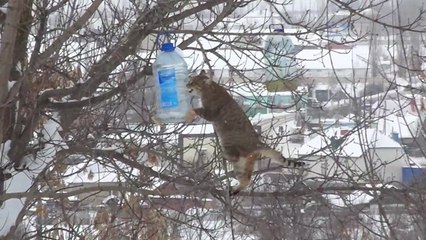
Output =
[{"x1": 0, "y1": 0, "x2": 24, "y2": 143}]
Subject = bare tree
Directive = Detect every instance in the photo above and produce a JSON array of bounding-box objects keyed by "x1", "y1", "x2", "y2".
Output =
[{"x1": 0, "y1": 0, "x2": 426, "y2": 239}]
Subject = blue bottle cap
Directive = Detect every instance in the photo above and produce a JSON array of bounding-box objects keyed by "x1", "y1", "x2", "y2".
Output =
[
  {"x1": 273, "y1": 28, "x2": 284, "y2": 32},
  {"x1": 161, "y1": 43, "x2": 175, "y2": 52}
]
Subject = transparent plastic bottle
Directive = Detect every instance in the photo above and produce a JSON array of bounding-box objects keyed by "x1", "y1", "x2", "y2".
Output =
[{"x1": 153, "y1": 43, "x2": 190, "y2": 123}]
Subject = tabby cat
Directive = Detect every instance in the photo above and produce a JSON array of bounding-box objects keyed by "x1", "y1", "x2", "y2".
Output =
[{"x1": 185, "y1": 70, "x2": 305, "y2": 195}]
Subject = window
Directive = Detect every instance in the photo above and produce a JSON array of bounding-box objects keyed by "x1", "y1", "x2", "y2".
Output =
[
  {"x1": 270, "y1": 95, "x2": 294, "y2": 108},
  {"x1": 197, "y1": 149, "x2": 208, "y2": 166}
]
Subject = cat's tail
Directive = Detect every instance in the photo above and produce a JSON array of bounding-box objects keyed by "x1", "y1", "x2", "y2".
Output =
[{"x1": 253, "y1": 148, "x2": 305, "y2": 168}]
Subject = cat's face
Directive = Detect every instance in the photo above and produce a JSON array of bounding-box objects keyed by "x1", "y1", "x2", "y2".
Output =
[{"x1": 186, "y1": 70, "x2": 212, "y2": 96}]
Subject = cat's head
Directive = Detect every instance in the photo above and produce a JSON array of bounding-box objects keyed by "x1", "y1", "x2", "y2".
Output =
[{"x1": 186, "y1": 70, "x2": 213, "y2": 95}]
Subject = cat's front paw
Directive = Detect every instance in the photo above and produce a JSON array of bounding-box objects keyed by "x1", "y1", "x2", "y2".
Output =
[{"x1": 185, "y1": 109, "x2": 197, "y2": 123}]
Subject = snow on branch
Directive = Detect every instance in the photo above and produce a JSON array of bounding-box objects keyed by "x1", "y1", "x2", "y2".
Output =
[{"x1": 0, "y1": 113, "x2": 66, "y2": 236}]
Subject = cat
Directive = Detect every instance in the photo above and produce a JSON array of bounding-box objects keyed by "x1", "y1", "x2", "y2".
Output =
[{"x1": 185, "y1": 70, "x2": 305, "y2": 195}]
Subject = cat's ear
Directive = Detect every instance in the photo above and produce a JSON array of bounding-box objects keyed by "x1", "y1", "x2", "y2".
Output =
[
  {"x1": 199, "y1": 70, "x2": 207, "y2": 76},
  {"x1": 199, "y1": 70, "x2": 212, "y2": 84}
]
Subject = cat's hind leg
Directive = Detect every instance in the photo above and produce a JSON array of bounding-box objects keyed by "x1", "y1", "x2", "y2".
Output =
[{"x1": 230, "y1": 153, "x2": 258, "y2": 196}]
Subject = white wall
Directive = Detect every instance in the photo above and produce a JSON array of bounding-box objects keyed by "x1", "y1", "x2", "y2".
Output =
[
  {"x1": 372, "y1": 148, "x2": 409, "y2": 183},
  {"x1": 304, "y1": 148, "x2": 408, "y2": 183},
  {"x1": 182, "y1": 136, "x2": 218, "y2": 170}
]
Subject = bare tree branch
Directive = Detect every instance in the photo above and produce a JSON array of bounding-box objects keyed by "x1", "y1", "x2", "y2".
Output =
[{"x1": 37, "y1": 0, "x2": 103, "y2": 63}]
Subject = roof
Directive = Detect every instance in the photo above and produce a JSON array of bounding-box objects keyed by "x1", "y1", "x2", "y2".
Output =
[
  {"x1": 177, "y1": 37, "x2": 372, "y2": 72},
  {"x1": 339, "y1": 114, "x2": 356, "y2": 125},
  {"x1": 228, "y1": 81, "x2": 268, "y2": 96},
  {"x1": 377, "y1": 113, "x2": 421, "y2": 139},
  {"x1": 181, "y1": 124, "x2": 215, "y2": 135},
  {"x1": 181, "y1": 43, "x2": 265, "y2": 71},
  {"x1": 340, "y1": 82, "x2": 366, "y2": 98},
  {"x1": 298, "y1": 128, "x2": 402, "y2": 158},
  {"x1": 371, "y1": 98, "x2": 414, "y2": 117},
  {"x1": 64, "y1": 161, "x2": 167, "y2": 191},
  {"x1": 323, "y1": 191, "x2": 373, "y2": 207},
  {"x1": 64, "y1": 162, "x2": 123, "y2": 184},
  {"x1": 296, "y1": 45, "x2": 370, "y2": 70},
  {"x1": 251, "y1": 111, "x2": 296, "y2": 135},
  {"x1": 408, "y1": 156, "x2": 426, "y2": 167}
]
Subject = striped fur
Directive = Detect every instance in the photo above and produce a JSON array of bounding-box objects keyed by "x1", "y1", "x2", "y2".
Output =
[{"x1": 186, "y1": 71, "x2": 305, "y2": 195}]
